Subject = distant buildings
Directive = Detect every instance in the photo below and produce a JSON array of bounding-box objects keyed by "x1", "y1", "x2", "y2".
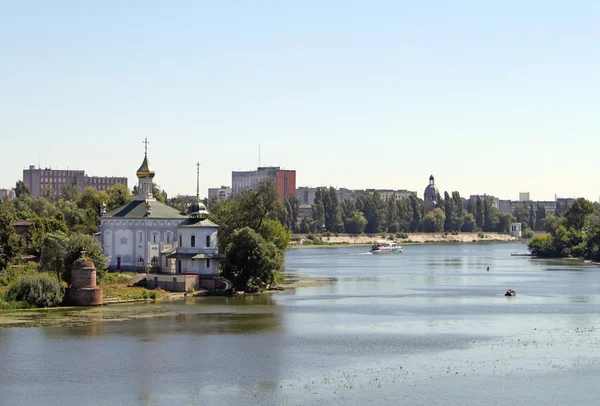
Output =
[
  {"x1": 0, "y1": 188, "x2": 15, "y2": 201},
  {"x1": 519, "y1": 192, "x2": 530, "y2": 202},
  {"x1": 296, "y1": 186, "x2": 417, "y2": 205},
  {"x1": 498, "y1": 197, "x2": 575, "y2": 216},
  {"x1": 23, "y1": 165, "x2": 127, "y2": 198},
  {"x1": 208, "y1": 186, "x2": 232, "y2": 201},
  {"x1": 232, "y1": 167, "x2": 296, "y2": 203}
]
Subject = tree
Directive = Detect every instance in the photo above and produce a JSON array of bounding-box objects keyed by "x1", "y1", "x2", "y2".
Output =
[
  {"x1": 106, "y1": 184, "x2": 134, "y2": 210},
  {"x1": 564, "y1": 198, "x2": 595, "y2": 230},
  {"x1": 513, "y1": 204, "x2": 530, "y2": 230},
  {"x1": 282, "y1": 196, "x2": 300, "y2": 233},
  {"x1": 461, "y1": 213, "x2": 476, "y2": 232},
  {"x1": 344, "y1": 211, "x2": 367, "y2": 234},
  {"x1": 40, "y1": 232, "x2": 108, "y2": 284},
  {"x1": 535, "y1": 204, "x2": 546, "y2": 231},
  {"x1": 363, "y1": 193, "x2": 385, "y2": 233},
  {"x1": 483, "y1": 198, "x2": 499, "y2": 232},
  {"x1": 423, "y1": 208, "x2": 445, "y2": 233},
  {"x1": 299, "y1": 218, "x2": 311, "y2": 234},
  {"x1": 475, "y1": 198, "x2": 484, "y2": 229},
  {"x1": 61, "y1": 184, "x2": 81, "y2": 202},
  {"x1": 497, "y1": 212, "x2": 515, "y2": 233},
  {"x1": 222, "y1": 227, "x2": 284, "y2": 291},
  {"x1": 15, "y1": 180, "x2": 30, "y2": 198},
  {"x1": 0, "y1": 200, "x2": 21, "y2": 270},
  {"x1": 210, "y1": 178, "x2": 289, "y2": 253},
  {"x1": 543, "y1": 215, "x2": 564, "y2": 235},
  {"x1": 409, "y1": 195, "x2": 422, "y2": 232}
]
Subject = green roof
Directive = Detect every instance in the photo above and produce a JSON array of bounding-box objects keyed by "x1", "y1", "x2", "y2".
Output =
[
  {"x1": 178, "y1": 218, "x2": 219, "y2": 228},
  {"x1": 165, "y1": 252, "x2": 225, "y2": 260},
  {"x1": 103, "y1": 199, "x2": 186, "y2": 219}
]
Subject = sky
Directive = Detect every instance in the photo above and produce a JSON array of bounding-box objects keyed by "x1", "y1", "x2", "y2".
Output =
[{"x1": 1, "y1": 1, "x2": 598, "y2": 201}]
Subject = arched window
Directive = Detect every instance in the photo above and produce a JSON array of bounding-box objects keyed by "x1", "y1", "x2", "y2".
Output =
[
  {"x1": 137, "y1": 257, "x2": 144, "y2": 267},
  {"x1": 166, "y1": 233, "x2": 170, "y2": 243},
  {"x1": 151, "y1": 256, "x2": 159, "y2": 267},
  {"x1": 191, "y1": 235, "x2": 196, "y2": 248},
  {"x1": 206, "y1": 235, "x2": 210, "y2": 247},
  {"x1": 179, "y1": 235, "x2": 182, "y2": 247},
  {"x1": 153, "y1": 233, "x2": 157, "y2": 243},
  {"x1": 206, "y1": 259, "x2": 210, "y2": 268}
]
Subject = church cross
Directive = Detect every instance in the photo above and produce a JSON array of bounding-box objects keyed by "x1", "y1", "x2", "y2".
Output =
[{"x1": 143, "y1": 138, "x2": 150, "y2": 154}]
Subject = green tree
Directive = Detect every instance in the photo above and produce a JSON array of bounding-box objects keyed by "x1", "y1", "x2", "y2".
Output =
[
  {"x1": 543, "y1": 215, "x2": 564, "y2": 235},
  {"x1": 344, "y1": 211, "x2": 367, "y2": 234},
  {"x1": 60, "y1": 184, "x2": 81, "y2": 202},
  {"x1": 535, "y1": 204, "x2": 546, "y2": 231},
  {"x1": 423, "y1": 208, "x2": 445, "y2": 232},
  {"x1": 483, "y1": 198, "x2": 499, "y2": 232},
  {"x1": 564, "y1": 198, "x2": 595, "y2": 230},
  {"x1": 299, "y1": 218, "x2": 311, "y2": 234},
  {"x1": 106, "y1": 184, "x2": 134, "y2": 210},
  {"x1": 15, "y1": 180, "x2": 30, "y2": 198},
  {"x1": 475, "y1": 198, "x2": 484, "y2": 229},
  {"x1": 513, "y1": 204, "x2": 530, "y2": 230},
  {"x1": 409, "y1": 195, "x2": 422, "y2": 232},
  {"x1": 40, "y1": 232, "x2": 108, "y2": 284},
  {"x1": 222, "y1": 227, "x2": 284, "y2": 291},
  {"x1": 0, "y1": 200, "x2": 21, "y2": 270},
  {"x1": 496, "y1": 212, "x2": 515, "y2": 233},
  {"x1": 461, "y1": 213, "x2": 476, "y2": 232}
]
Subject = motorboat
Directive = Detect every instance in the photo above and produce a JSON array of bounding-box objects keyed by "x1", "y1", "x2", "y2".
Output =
[{"x1": 370, "y1": 241, "x2": 403, "y2": 254}]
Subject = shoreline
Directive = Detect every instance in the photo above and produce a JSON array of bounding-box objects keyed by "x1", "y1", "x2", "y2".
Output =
[{"x1": 291, "y1": 232, "x2": 520, "y2": 248}]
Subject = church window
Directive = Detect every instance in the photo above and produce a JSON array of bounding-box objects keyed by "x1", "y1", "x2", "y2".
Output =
[
  {"x1": 153, "y1": 234, "x2": 156, "y2": 243},
  {"x1": 191, "y1": 235, "x2": 196, "y2": 248},
  {"x1": 179, "y1": 235, "x2": 182, "y2": 247},
  {"x1": 137, "y1": 257, "x2": 144, "y2": 267},
  {"x1": 206, "y1": 259, "x2": 210, "y2": 268},
  {"x1": 151, "y1": 256, "x2": 159, "y2": 267},
  {"x1": 206, "y1": 235, "x2": 211, "y2": 247},
  {"x1": 166, "y1": 233, "x2": 170, "y2": 243}
]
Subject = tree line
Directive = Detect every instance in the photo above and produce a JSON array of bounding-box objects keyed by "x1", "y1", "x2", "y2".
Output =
[
  {"x1": 276, "y1": 187, "x2": 557, "y2": 235},
  {"x1": 529, "y1": 198, "x2": 600, "y2": 260}
]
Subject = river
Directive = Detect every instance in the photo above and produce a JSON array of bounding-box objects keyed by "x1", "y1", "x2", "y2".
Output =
[{"x1": 2, "y1": 242, "x2": 600, "y2": 405}]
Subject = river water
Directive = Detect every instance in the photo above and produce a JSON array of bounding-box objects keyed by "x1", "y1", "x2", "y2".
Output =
[{"x1": 2, "y1": 242, "x2": 600, "y2": 405}]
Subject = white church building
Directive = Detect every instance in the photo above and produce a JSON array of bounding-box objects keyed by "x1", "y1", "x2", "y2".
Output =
[{"x1": 99, "y1": 145, "x2": 228, "y2": 291}]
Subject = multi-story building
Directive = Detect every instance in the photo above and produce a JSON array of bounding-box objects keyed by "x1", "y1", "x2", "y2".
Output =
[
  {"x1": 297, "y1": 186, "x2": 319, "y2": 205},
  {"x1": 0, "y1": 188, "x2": 16, "y2": 201},
  {"x1": 498, "y1": 198, "x2": 574, "y2": 216},
  {"x1": 208, "y1": 186, "x2": 232, "y2": 201},
  {"x1": 232, "y1": 167, "x2": 296, "y2": 203},
  {"x1": 519, "y1": 192, "x2": 530, "y2": 202},
  {"x1": 23, "y1": 165, "x2": 127, "y2": 198}
]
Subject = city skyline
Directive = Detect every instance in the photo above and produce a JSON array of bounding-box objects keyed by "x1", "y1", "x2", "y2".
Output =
[{"x1": 1, "y1": 2, "x2": 598, "y2": 201}]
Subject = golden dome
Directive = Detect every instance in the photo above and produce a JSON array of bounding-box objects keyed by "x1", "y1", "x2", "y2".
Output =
[{"x1": 136, "y1": 154, "x2": 155, "y2": 179}]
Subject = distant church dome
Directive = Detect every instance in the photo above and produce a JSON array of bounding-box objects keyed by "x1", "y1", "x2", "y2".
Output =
[
  {"x1": 136, "y1": 154, "x2": 155, "y2": 179},
  {"x1": 424, "y1": 175, "x2": 439, "y2": 199}
]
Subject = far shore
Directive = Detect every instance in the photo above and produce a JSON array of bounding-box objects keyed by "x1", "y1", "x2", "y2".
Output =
[{"x1": 291, "y1": 232, "x2": 521, "y2": 248}]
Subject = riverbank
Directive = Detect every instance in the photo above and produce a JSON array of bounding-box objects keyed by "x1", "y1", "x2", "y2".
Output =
[
  {"x1": 291, "y1": 232, "x2": 518, "y2": 247},
  {"x1": 0, "y1": 272, "x2": 331, "y2": 327}
]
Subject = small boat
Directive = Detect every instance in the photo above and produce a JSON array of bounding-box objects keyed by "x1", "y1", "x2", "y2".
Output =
[
  {"x1": 370, "y1": 241, "x2": 403, "y2": 254},
  {"x1": 504, "y1": 289, "x2": 516, "y2": 296}
]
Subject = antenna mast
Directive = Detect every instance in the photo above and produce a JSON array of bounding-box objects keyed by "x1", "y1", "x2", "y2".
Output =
[{"x1": 196, "y1": 162, "x2": 200, "y2": 198}]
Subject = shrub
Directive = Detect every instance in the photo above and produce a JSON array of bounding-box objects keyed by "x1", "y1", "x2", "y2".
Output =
[
  {"x1": 395, "y1": 232, "x2": 409, "y2": 239},
  {"x1": 522, "y1": 228, "x2": 535, "y2": 239},
  {"x1": 7, "y1": 273, "x2": 63, "y2": 308}
]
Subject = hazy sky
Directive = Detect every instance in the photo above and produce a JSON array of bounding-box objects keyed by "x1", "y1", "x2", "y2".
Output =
[{"x1": 1, "y1": 1, "x2": 598, "y2": 201}]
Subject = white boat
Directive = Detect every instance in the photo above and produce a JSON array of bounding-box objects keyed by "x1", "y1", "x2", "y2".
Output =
[{"x1": 370, "y1": 241, "x2": 403, "y2": 254}]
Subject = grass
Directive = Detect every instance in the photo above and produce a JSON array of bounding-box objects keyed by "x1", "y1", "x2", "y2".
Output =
[{"x1": 99, "y1": 273, "x2": 167, "y2": 301}]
